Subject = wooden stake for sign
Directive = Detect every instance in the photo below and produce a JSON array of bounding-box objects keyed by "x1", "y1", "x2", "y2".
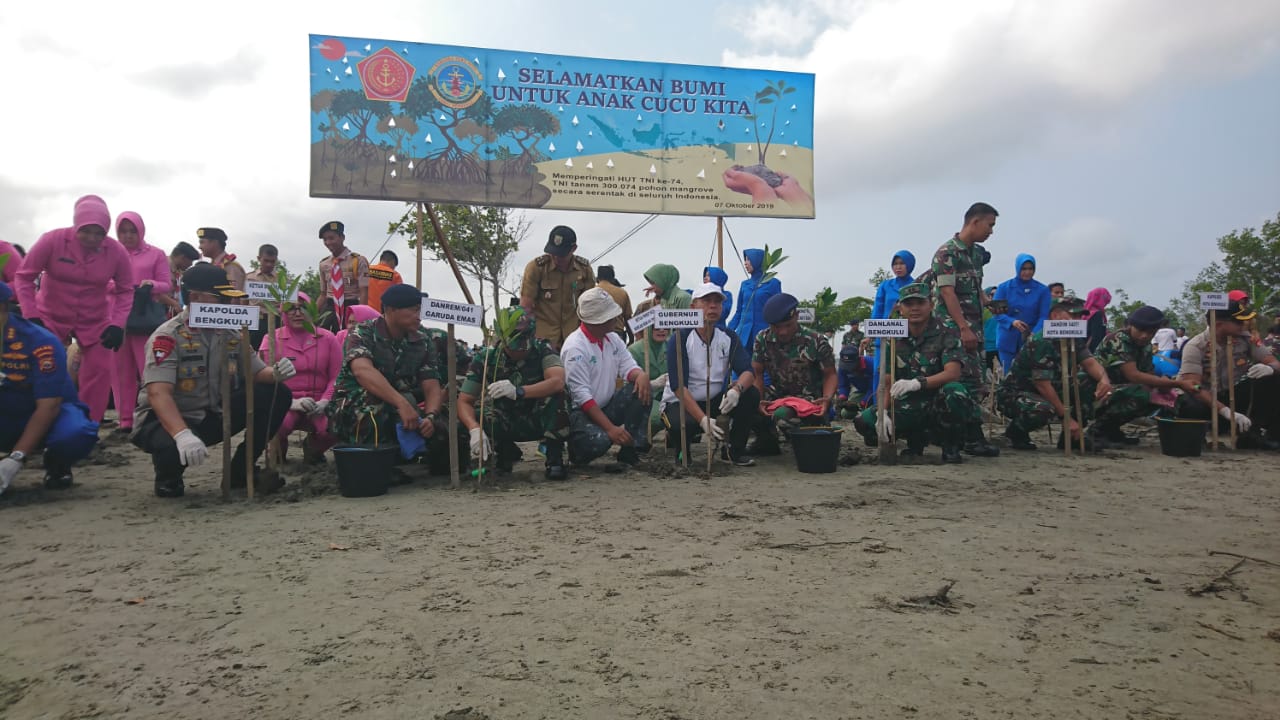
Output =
[
  {"x1": 643, "y1": 337, "x2": 652, "y2": 448},
  {"x1": 447, "y1": 323, "x2": 460, "y2": 489},
  {"x1": 220, "y1": 342, "x2": 233, "y2": 499},
  {"x1": 876, "y1": 346, "x2": 896, "y2": 466},
  {"x1": 1059, "y1": 339, "x2": 1072, "y2": 458},
  {"x1": 706, "y1": 336, "x2": 713, "y2": 473},
  {"x1": 1227, "y1": 339, "x2": 1237, "y2": 449},
  {"x1": 242, "y1": 327, "x2": 256, "y2": 499},
  {"x1": 888, "y1": 338, "x2": 897, "y2": 447},
  {"x1": 415, "y1": 203, "x2": 425, "y2": 291},
  {"x1": 1209, "y1": 314, "x2": 1219, "y2": 451},
  {"x1": 424, "y1": 202, "x2": 477, "y2": 304},
  {"x1": 676, "y1": 339, "x2": 688, "y2": 468},
  {"x1": 474, "y1": 340, "x2": 492, "y2": 486},
  {"x1": 716, "y1": 217, "x2": 724, "y2": 269},
  {"x1": 1070, "y1": 341, "x2": 1086, "y2": 455},
  {"x1": 265, "y1": 312, "x2": 281, "y2": 469}
]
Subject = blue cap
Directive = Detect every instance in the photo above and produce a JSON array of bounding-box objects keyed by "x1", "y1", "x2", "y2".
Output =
[
  {"x1": 0, "y1": 280, "x2": 12, "y2": 304},
  {"x1": 762, "y1": 293, "x2": 799, "y2": 324}
]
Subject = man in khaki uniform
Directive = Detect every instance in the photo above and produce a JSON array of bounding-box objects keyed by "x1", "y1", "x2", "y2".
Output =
[
  {"x1": 131, "y1": 264, "x2": 297, "y2": 498},
  {"x1": 244, "y1": 243, "x2": 281, "y2": 349},
  {"x1": 197, "y1": 227, "x2": 246, "y2": 291},
  {"x1": 318, "y1": 220, "x2": 370, "y2": 328},
  {"x1": 520, "y1": 225, "x2": 595, "y2": 349},
  {"x1": 595, "y1": 264, "x2": 633, "y2": 343}
]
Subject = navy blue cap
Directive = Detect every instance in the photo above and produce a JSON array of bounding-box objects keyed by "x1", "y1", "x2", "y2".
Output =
[
  {"x1": 381, "y1": 283, "x2": 428, "y2": 310},
  {"x1": 1127, "y1": 306, "x2": 1165, "y2": 330},
  {"x1": 762, "y1": 292, "x2": 799, "y2": 324}
]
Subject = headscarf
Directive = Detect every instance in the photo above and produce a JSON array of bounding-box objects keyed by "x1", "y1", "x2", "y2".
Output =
[
  {"x1": 890, "y1": 249, "x2": 916, "y2": 289},
  {"x1": 743, "y1": 248, "x2": 765, "y2": 280},
  {"x1": 629, "y1": 328, "x2": 666, "y2": 373},
  {"x1": 644, "y1": 263, "x2": 691, "y2": 309},
  {"x1": 346, "y1": 304, "x2": 379, "y2": 323},
  {"x1": 73, "y1": 197, "x2": 111, "y2": 233},
  {"x1": 1083, "y1": 287, "x2": 1111, "y2": 323},
  {"x1": 703, "y1": 265, "x2": 729, "y2": 289},
  {"x1": 115, "y1": 211, "x2": 147, "y2": 247}
]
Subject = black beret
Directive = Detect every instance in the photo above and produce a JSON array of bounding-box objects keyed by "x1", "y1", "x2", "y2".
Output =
[
  {"x1": 1126, "y1": 306, "x2": 1165, "y2": 330},
  {"x1": 762, "y1": 292, "x2": 799, "y2": 324},
  {"x1": 380, "y1": 283, "x2": 427, "y2": 310},
  {"x1": 319, "y1": 220, "x2": 345, "y2": 238},
  {"x1": 195, "y1": 227, "x2": 227, "y2": 243}
]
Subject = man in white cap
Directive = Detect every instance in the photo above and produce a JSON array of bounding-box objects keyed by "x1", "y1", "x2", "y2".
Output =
[
  {"x1": 562, "y1": 287, "x2": 653, "y2": 467},
  {"x1": 662, "y1": 283, "x2": 760, "y2": 466}
]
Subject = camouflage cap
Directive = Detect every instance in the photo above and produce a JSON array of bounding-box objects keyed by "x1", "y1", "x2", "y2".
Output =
[
  {"x1": 1051, "y1": 295, "x2": 1086, "y2": 314},
  {"x1": 896, "y1": 283, "x2": 930, "y2": 302}
]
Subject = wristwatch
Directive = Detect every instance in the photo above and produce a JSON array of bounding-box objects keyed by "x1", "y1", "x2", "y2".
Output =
[
  {"x1": 8, "y1": 451, "x2": 26, "y2": 465},
  {"x1": 516, "y1": 385, "x2": 526, "y2": 400},
  {"x1": 918, "y1": 376, "x2": 929, "y2": 391}
]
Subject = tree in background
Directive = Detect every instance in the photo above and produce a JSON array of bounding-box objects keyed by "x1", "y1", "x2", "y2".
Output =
[
  {"x1": 247, "y1": 259, "x2": 322, "y2": 300},
  {"x1": 1103, "y1": 289, "x2": 1147, "y2": 331},
  {"x1": 799, "y1": 287, "x2": 872, "y2": 335},
  {"x1": 867, "y1": 267, "x2": 892, "y2": 290},
  {"x1": 389, "y1": 204, "x2": 527, "y2": 326},
  {"x1": 1167, "y1": 211, "x2": 1279, "y2": 332}
]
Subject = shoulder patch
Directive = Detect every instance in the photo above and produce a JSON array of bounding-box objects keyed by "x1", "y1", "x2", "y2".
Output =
[
  {"x1": 152, "y1": 336, "x2": 176, "y2": 364},
  {"x1": 33, "y1": 345, "x2": 57, "y2": 374}
]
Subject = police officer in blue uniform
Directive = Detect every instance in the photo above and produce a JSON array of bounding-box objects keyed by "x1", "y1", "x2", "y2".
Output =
[{"x1": 0, "y1": 280, "x2": 100, "y2": 494}]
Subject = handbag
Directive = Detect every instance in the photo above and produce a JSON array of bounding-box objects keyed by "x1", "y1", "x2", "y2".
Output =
[{"x1": 126, "y1": 285, "x2": 169, "y2": 335}]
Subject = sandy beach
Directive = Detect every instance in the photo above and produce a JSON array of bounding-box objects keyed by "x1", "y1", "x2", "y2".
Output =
[{"x1": 2, "y1": 423, "x2": 1278, "y2": 719}]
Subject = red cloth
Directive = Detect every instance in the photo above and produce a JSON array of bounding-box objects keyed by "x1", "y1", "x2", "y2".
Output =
[{"x1": 765, "y1": 397, "x2": 825, "y2": 417}]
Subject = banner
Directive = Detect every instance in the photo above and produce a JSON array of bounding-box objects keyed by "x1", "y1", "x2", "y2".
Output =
[{"x1": 308, "y1": 35, "x2": 815, "y2": 218}]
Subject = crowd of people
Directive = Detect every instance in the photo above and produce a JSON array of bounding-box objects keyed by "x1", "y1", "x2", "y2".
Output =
[{"x1": 2, "y1": 198, "x2": 1279, "y2": 498}]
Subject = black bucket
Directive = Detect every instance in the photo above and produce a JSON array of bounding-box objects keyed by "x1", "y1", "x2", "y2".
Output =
[
  {"x1": 789, "y1": 426, "x2": 844, "y2": 473},
  {"x1": 332, "y1": 444, "x2": 398, "y2": 497},
  {"x1": 1156, "y1": 418, "x2": 1205, "y2": 457}
]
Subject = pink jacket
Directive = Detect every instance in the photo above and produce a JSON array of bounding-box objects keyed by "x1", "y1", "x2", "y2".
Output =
[
  {"x1": 259, "y1": 325, "x2": 341, "y2": 401},
  {"x1": 15, "y1": 196, "x2": 134, "y2": 344},
  {"x1": 116, "y1": 211, "x2": 171, "y2": 299},
  {"x1": 0, "y1": 239, "x2": 21, "y2": 283}
]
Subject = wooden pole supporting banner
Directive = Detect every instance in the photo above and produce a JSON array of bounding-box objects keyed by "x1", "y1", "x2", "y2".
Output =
[
  {"x1": 415, "y1": 203, "x2": 425, "y2": 291},
  {"x1": 1209, "y1": 314, "x2": 1219, "y2": 451},
  {"x1": 242, "y1": 327, "x2": 256, "y2": 499},
  {"x1": 220, "y1": 343, "x2": 233, "y2": 499},
  {"x1": 716, "y1": 217, "x2": 724, "y2": 269},
  {"x1": 1070, "y1": 342, "x2": 1086, "y2": 455},
  {"x1": 424, "y1": 202, "x2": 476, "y2": 304},
  {"x1": 1227, "y1": 339, "x2": 1237, "y2": 449},
  {"x1": 447, "y1": 323, "x2": 460, "y2": 489},
  {"x1": 1059, "y1": 339, "x2": 1072, "y2": 458}
]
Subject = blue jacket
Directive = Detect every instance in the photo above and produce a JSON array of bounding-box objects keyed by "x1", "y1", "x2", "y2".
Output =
[
  {"x1": 703, "y1": 266, "x2": 733, "y2": 325},
  {"x1": 0, "y1": 313, "x2": 80, "y2": 414},
  {"x1": 727, "y1": 248, "x2": 781, "y2": 351},
  {"x1": 993, "y1": 253, "x2": 1051, "y2": 354},
  {"x1": 872, "y1": 249, "x2": 916, "y2": 320}
]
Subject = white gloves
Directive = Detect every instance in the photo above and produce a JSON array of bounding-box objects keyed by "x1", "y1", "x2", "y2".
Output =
[
  {"x1": 173, "y1": 429, "x2": 209, "y2": 467},
  {"x1": 291, "y1": 397, "x2": 319, "y2": 414},
  {"x1": 650, "y1": 373, "x2": 669, "y2": 393},
  {"x1": 890, "y1": 378, "x2": 922, "y2": 399},
  {"x1": 469, "y1": 427, "x2": 492, "y2": 460},
  {"x1": 719, "y1": 386, "x2": 741, "y2": 413},
  {"x1": 311, "y1": 399, "x2": 329, "y2": 416},
  {"x1": 272, "y1": 358, "x2": 297, "y2": 381},
  {"x1": 877, "y1": 413, "x2": 894, "y2": 444},
  {"x1": 486, "y1": 379, "x2": 518, "y2": 401},
  {"x1": 1218, "y1": 406, "x2": 1252, "y2": 433},
  {"x1": 0, "y1": 457, "x2": 21, "y2": 493},
  {"x1": 1246, "y1": 363, "x2": 1276, "y2": 380},
  {"x1": 699, "y1": 415, "x2": 725, "y2": 442}
]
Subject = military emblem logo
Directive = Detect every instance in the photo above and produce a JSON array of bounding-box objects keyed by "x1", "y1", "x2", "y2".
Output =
[
  {"x1": 428, "y1": 56, "x2": 483, "y2": 109},
  {"x1": 358, "y1": 47, "x2": 415, "y2": 103}
]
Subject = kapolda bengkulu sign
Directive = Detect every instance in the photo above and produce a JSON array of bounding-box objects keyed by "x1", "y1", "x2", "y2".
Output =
[{"x1": 309, "y1": 35, "x2": 815, "y2": 218}]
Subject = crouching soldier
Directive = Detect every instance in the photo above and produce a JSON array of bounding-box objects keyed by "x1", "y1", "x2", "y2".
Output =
[
  {"x1": 852, "y1": 282, "x2": 980, "y2": 463},
  {"x1": 1091, "y1": 306, "x2": 1198, "y2": 445},
  {"x1": 750, "y1": 292, "x2": 838, "y2": 454},
  {"x1": 132, "y1": 265, "x2": 295, "y2": 497},
  {"x1": 0, "y1": 281, "x2": 99, "y2": 494},
  {"x1": 996, "y1": 296, "x2": 1113, "y2": 451},
  {"x1": 458, "y1": 307, "x2": 570, "y2": 479},
  {"x1": 325, "y1": 284, "x2": 467, "y2": 473}
]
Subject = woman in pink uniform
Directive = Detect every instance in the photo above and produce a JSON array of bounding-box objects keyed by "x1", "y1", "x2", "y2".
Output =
[
  {"x1": 259, "y1": 293, "x2": 342, "y2": 462},
  {"x1": 15, "y1": 196, "x2": 133, "y2": 423},
  {"x1": 111, "y1": 211, "x2": 171, "y2": 433},
  {"x1": 334, "y1": 304, "x2": 379, "y2": 348}
]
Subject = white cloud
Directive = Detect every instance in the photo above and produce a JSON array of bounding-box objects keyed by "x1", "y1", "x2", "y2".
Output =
[{"x1": 731, "y1": 2, "x2": 819, "y2": 50}]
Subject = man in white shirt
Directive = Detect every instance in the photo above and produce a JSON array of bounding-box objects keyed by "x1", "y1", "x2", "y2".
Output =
[
  {"x1": 563, "y1": 287, "x2": 653, "y2": 467},
  {"x1": 662, "y1": 283, "x2": 760, "y2": 466},
  {"x1": 1151, "y1": 326, "x2": 1178, "y2": 353}
]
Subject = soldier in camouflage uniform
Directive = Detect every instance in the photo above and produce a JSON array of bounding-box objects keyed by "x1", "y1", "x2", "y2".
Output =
[
  {"x1": 325, "y1": 284, "x2": 467, "y2": 474},
  {"x1": 750, "y1": 293, "x2": 837, "y2": 454},
  {"x1": 840, "y1": 319, "x2": 864, "y2": 348},
  {"x1": 457, "y1": 308, "x2": 569, "y2": 480},
  {"x1": 1092, "y1": 306, "x2": 1198, "y2": 445},
  {"x1": 997, "y1": 296, "x2": 1114, "y2": 450},
  {"x1": 851, "y1": 283, "x2": 979, "y2": 463},
  {"x1": 930, "y1": 202, "x2": 1000, "y2": 456}
]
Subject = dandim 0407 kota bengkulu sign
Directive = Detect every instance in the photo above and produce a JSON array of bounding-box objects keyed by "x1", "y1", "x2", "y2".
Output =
[{"x1": 308, "y1": 35, "x2": 815, "y2": 218}]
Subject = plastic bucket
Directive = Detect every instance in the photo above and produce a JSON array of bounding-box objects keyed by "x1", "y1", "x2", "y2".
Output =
[
  {"x1": 1156, "y1": 418, "x2": 1205, "y2": 457},
  {"x1": 332, "y1": 444, "x2": 398, "y2": 497},
  {"x1": 789, "y1": 426, "x2": 844, "y2": 473}
]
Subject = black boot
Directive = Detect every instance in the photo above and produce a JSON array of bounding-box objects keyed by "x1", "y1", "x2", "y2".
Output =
[
  {"x1": 1100, "y1": 423, "x2": 1139, "y2": 445},
  {"x1": 1057, "y1": 431, "x2": 1098, "y2": 452},
  {"x1": 1004, "y1": 424, "x2": 1037, "y2": 450},
  {"x1": 42, "y1": 454, "x2": 74, "y2": 490},
  {"x1": 900, "y1": 430, "x2": 925, "y2": 458},
  {"x1": 152, "y1": 452, "x2": 185, "y2": 497},
  {"x1": 746, "y1": 427, "x2": 783, "y2": 456},
  {"x1": 495, "y1": 440, "x2": 521, "y2": 474},
  {"x1": 544, "y1": 440, "x2": 567, "y2": 480},
  {"x1": 852, "y1": 414, "x2": 878, "y2": 447},
  {"x1": 616, "y1": 446, "x2": 641, "y2": 467},
  {"x1": 940, "y1": 428, "x2": 963, "y2": 464},
  {"x1": 963, "y1": 425, "x2": 1000, "y2": 457}
]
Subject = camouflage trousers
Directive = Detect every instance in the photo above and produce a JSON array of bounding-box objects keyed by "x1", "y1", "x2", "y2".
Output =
[
  {"x1": 1093, "y1": 384, "x2": 1156, "y2": 428},
  {"x1": 857, "y1": 382, "x2": 982, "y2": 438},
  {"x1": 326, "y1": 390, "x2": 467, "y2": 471},
  {"x1": 999, "y1": 379, "x2": 1151, "y2": 433},
  {"x1": 478, "y1": 393, "x2": 570, "y2": 444},
  {"x1": 568, "y1": 383, "x2": 651, "y2": 464}
]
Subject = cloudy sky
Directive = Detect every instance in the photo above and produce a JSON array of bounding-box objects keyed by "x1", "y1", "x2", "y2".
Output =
[{"x1": 3, "y1": 0, "x2": 1278, "y2": 338}]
